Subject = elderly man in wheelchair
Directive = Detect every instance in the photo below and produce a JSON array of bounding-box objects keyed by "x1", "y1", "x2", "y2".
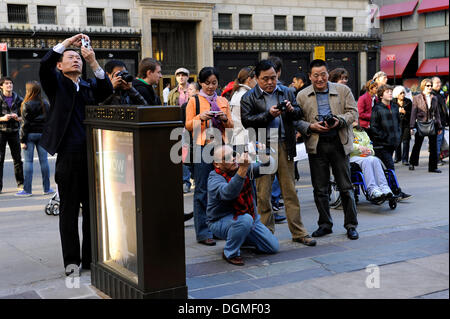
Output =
[{"x1": 329, "y1": 122, "x2": 400, "y2": 210}]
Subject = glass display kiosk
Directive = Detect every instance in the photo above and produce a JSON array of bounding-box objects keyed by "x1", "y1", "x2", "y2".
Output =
[{"x1": 85, "y1": 105, "x2": 187, "y2": 299}]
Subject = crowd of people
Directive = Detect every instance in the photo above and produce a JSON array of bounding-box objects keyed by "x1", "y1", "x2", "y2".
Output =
[{"x1": 0, "y1": 33, "x2": 448, "y2": 273}]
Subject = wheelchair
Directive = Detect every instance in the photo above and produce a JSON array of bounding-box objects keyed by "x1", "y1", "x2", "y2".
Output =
[{"x1": 329, "y1": 162, "x2": 400, "y2": 210}]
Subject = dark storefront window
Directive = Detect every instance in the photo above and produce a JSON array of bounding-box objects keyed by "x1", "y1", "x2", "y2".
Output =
[
  {"x1": 293, "y1": 16, "x2": 305, "y2": 31},
  {"x1": 87, "y1": 8, "x2": 105, "y2": 26},
  {"x1": 37, "y1": 6, "x2": 56, "y2": 24},
  {"x1": 219, "y1": 14, "x2": 232, "y2": 29},
  {"x1": 113, "y1": 9, "x2": 130, "y2": 27},
  {"x1": 152, "y1": 20, "x2": 197, "y2": 75},
  {"x1": 274, "y1": 15, "x2": 287, "y2": 31},
  {"x1": 325, "y1": 17, "x2": 336, "y2": 31},
  {"x1": 239, "y1": 14, "x2": 252, "y2": 30},
  {"x1": 342, "y1": 17, "x2": 353, "y2": 32},
  {"x1": 425, "y1": 40, "x2": 449, "y2": 59},
  {"x1": 7, "y1": 4, "x2": 28, "y2": 23}
]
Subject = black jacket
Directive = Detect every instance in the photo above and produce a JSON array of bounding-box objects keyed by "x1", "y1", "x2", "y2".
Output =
[
  {"x1": 132, "y1": 78, "x2": 161, "y2": 106},
  {"x1": 101, "y1": 87, "x2": 147, "y2": 106},
  {"x1": 39, "y1": 48, "x2": 113, "y2": 155},
  {"x1": 240, "y1": 84, "x2": 303, "y2": 160},
  {"x1": 432, "y1": 90, "x2": 449, "y2": 127},
  {"x1": 393, "y1": 97, "x2": 412, "y2": 129},
  {"x1": 0, "y1": 91, "x2": 23, "y2": 133},
  {"x1": 19, "y1": 99, "x2": 49, "y2": 143},
  {"x1": 370, "y1": 101, "x2": 401, "y2": 148}
]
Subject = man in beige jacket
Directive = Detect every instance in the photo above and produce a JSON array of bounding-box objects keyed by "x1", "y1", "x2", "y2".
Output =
[{"x1": 296, "y1": 59, "x2": 359, "y2": 240}]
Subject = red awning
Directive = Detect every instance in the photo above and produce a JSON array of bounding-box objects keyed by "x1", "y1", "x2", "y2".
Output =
[
  {"x1": 380, "y1": 43, "x2": 418, "y2": 78},
  {"x1": 379, "y1": 0, "x2": 419, "y2": 19},
  {"x1": 418, "y1": 0, "x2": 449, "y2": 13},
  {"x1": 416, "y1": 58, "x2": 449, "y2": 76}
]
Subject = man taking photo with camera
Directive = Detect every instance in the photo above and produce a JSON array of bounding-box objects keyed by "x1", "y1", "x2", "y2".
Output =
[
  {"x1": 296, "y1": 59, "x2": 359, "y2": 240},
  {"x1": 240, "y1": 59, "x2": 316, "y2": 247},
  {"x1": 103, "y1": 60, "x2": 147, "y2": 105}
]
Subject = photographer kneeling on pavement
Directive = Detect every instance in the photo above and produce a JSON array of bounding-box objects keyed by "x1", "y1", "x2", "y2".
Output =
[
  {"x1": 296, "y1": 59, "x2": 359, "y2": 240},
  {"x1": 102, "y1": 60, "x2": 147, "y2": 105},
  {"x1": 207, "y1": 144, "x2": 279, "y2": 266}
]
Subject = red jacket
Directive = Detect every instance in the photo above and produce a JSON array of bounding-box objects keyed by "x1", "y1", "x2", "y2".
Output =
[{"x1": 357, "y1": 92, "x2": 373, "y2": 128}]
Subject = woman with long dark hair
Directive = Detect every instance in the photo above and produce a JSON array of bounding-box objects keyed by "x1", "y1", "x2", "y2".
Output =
[
  {"x1": 185, "y1": 67, "x2": 234, "y2": 245},
  {"x1": 409, "y1": 79, "x2": 443, "y2": 173},
  {"x1": 16, "y1": 81, "x2": 54, "y2": 196}
]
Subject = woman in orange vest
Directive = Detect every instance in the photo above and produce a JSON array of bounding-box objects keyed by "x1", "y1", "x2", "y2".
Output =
[{"x1": 185, "y1": 67, "x2": 233, "y2": 246}]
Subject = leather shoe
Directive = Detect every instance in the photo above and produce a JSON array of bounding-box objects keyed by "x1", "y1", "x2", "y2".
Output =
[
  {"x1": 198, "y1": 238, "x2": 216, "y2": 246},
  {"x1": 311, "y1": 227, "x2": 332, "y2": 237},
  {"x1": 409, "y1": 165, "x2": 415, "y2": 170},
  {"x1": 292, "y1": 235, "x2": 317, "y2": 246},
  {"x1": 429, "y1": 169, "x2": 442, "y2": 173},
  {"x1": 274, "y1": 212, "x2": 286, "y2": 223},
  {"x1": 184, "y1": 211, "x2": 194, "y2": 221},
  {"x1": 222, "y1": 252, "x2": 244, "y2": 266},
  {"x1": 347, "y1": 227, "x2": 359, "y2": 240}
]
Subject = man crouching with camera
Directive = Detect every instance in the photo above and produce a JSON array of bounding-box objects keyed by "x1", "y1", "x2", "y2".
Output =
[
  {"x1": 296, "y1": 59, "x2": 359, "y2": 240},
  {"x1": 240, "y1": 59, "x2": 316, "y2": 247},
  {"x1": 102, "y1": 60, "x2": 148, "y2": 105}
]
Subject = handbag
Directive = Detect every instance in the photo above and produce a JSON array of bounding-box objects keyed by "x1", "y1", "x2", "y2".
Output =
[{"x1": 416, "y1": 106, "x2": 436, "y2": 137}]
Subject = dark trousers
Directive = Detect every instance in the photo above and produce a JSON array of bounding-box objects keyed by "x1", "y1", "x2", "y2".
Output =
[
  {"x1": 308, "y1": 137, "x2": 358, "y2": 230},
  {"x1": 55, "y1": 150, "x2": 91, "y2": 268},
  {"x1": 394, "y1": 127, "x2": 411, "y2": 163},
  {"x1": 0, "y1": 130, "x2": 24, "y2": 191},
  {"x1": 409, "y1": 132, "x2": 438, "y2": 171},
  {"x1": 374, "y1": 146, "x2": 401, "y2": 194}
]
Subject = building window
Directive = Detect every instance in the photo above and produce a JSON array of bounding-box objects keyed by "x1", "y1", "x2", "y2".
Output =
[
  {"x1": 325, "y1": 17, "x2": 336, "y2": 31},
  {"x1": 274, "y1": 15, "x2": 287, "y2": 31},
  {"x1": 342, "y1": 17, "x2": 353, "y2": 32},
  {"x1": 87, "y1": 8, "x2": 105, "y2": 26},
  {"x1": 219, "y1": 13, "x2": 232, "y2": 29},
  {"x1": 37, "y1": 6, "x2": 56, "y2": 24},
  {"x1": 401, "y1": 14, "x2": 418, "y2": 31},
  {"x1": 383, "y1": 17, "x2": 401, "y2": 33},
  {"x1": 113, "y1": 9, "x2": 129, "y2": 27},
  {"x1": 239, "y1": 14, "x2": 252, "y2": 30},
  {"x1": 425, "y1": 10, "x2": 447, "y2": 28},
  {"x1": 293, "y1": 16, "x2": 305, "y2": 31},
  {"x1": 425, "y1": 40, "x2": 449, "y2": 59},
  {"x1": 7, "y1": 4, "x2": 28, "y2": 23}
]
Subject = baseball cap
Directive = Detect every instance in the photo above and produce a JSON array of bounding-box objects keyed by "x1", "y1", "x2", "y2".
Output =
[{"x1": 175, "y1": 68, "x2": 190, "y2": 76}]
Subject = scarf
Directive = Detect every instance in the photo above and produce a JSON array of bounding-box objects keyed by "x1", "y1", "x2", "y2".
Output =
[
  {"x1": 199, "y1": 89, "x2": 224, "y2": 133},
  {"x1": 215, "y1": 168, "x2": 255, "y2": 221}
]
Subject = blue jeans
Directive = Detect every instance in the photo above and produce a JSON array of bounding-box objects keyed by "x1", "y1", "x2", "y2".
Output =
[
  {"x1": 271, "y1": 175, "x2": 281, "y2": 205},
  {"x1": 436, "y1": 128, "x2": 445, "y2": 160},
  {"x1": 193, "y1": 154, "x2": 214, "y2": 241},
  {"x1": 182, "y1": 164, "x2": 192, "y2": 187},
  {"x1": 209, "y1": 213, "x2": 279, "y2": 258},
  {"x1": 23, "y1": 133, "x2": 50, "y2": 194}
]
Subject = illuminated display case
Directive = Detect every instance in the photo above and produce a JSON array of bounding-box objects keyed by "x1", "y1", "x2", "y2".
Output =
[{"x1": 85, "y1": 105, "x2": 187, "y2": 299}]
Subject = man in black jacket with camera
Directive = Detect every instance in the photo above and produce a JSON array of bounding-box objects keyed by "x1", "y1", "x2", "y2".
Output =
[
  {"x1": 240, "y1": 59, "x2": 316, "y2": 247},
  {"x1": 102, "y1": 60, "x2": 147, "y2": 105},
  {"x1": 39, "y1": 33, "x2": 112, "y2": 275}
]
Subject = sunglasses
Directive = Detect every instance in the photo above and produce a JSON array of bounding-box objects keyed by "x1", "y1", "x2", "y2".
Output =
[{"x1": 426, "y1": 84, "x2": 432, "y2": 87}]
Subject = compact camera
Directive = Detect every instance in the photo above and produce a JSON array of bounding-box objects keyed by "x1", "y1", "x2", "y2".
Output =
[
  {"x1": 322, "y1": 114, "x2": 336, "y2": 127},
  {"x1": 276, "y1": 101, "x2": 287, "y2": 112},
  {"x1": 81, "y1": 38, "x2": 90, "y2": 49},
  {"x1": 116, "y1": 71, "x2": 134, "y2": 83}
]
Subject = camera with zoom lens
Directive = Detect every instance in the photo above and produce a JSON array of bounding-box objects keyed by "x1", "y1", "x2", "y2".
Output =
[
  {"x1": 322, "y1": 114, "x2": 336, "y2": 127},
  {"x1": 276, "y1": 101, "x2": 287, "y2": 112},
  {"x1": 116, "y1": 71, "x2": 134, "y2": 83}
]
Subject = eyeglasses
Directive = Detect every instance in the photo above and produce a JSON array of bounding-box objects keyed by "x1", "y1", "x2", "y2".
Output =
[{"x1": 311, "y1": 72, "x2": 328, "y2": 79}]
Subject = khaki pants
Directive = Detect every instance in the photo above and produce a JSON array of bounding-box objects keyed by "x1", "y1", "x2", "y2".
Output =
[{"x1": 255, "y1": 142, "x2": 308, "y2": 239}]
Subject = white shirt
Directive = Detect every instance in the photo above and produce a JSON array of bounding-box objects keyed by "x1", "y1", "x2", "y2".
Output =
[
  {"x1": 425, "y1": 94, "x2": 432, "y2": 109},
  {"x1": 53, "y1": 43, "x2": 105, "y2": 92},
  {"x1": 163, "y1": 87, "x2": 170, "y2": 103}
]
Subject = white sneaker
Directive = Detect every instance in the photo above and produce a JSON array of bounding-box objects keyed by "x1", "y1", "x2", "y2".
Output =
[{"x1": 370, "y1": 189, "x2": 384, "y2": 200}]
